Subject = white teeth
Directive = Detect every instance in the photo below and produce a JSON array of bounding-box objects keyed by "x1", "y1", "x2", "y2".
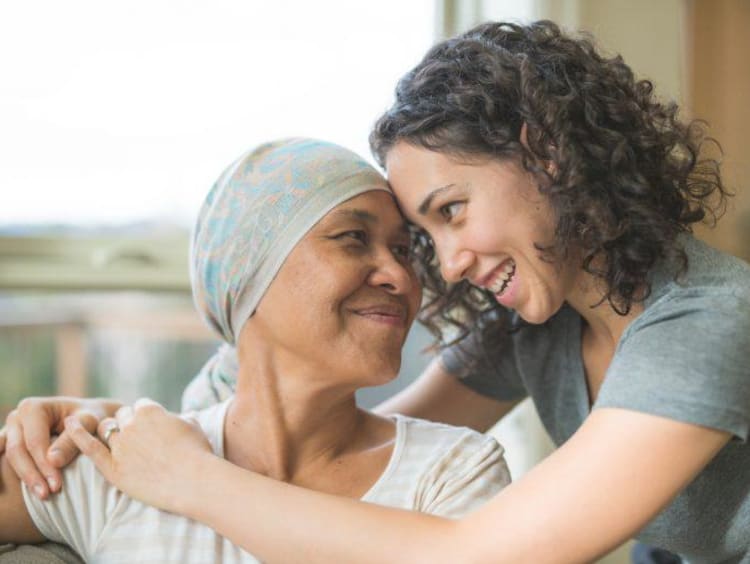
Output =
[{"x1": 487, "y1": 261, "x2": 516, "y2": 295}]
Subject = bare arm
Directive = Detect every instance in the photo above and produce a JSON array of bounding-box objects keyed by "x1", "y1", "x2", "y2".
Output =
[
  {"x1": 68, "y1": 402, "x2": 730, "y2": 563},
  {"x1": 193, "y1": 408, "x2": 728, "y2": 563},
  {"x1": 0, "y1": 454, "x2": 46, "y2": 544},
  {"x1": 374, "y1": 358, "x2": 520, "y2": 432}
]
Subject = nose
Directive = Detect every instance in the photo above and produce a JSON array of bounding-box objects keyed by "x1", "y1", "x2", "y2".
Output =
[
  {"x1": 437, "y1": 243, "x2": 474, "y2": 284},
  {"x1": 368, "y1": 252, "x2": 416, "y2": 296}
]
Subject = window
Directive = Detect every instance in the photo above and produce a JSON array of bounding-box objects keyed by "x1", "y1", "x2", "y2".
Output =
[
  {"x1": 1, "y1": 1, "x2": 435, "y2": 227},
  {"x1": 0, "y1": 1, "x2": 436, "y2": 415}
]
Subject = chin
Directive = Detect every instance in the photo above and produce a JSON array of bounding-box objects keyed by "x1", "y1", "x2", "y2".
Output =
[
  {"x1": 357, "y1": 355, "x2": 401, "y2": 387},
  {"x1": 516, "y1": 303, "x2": 556, "y2": 325}
]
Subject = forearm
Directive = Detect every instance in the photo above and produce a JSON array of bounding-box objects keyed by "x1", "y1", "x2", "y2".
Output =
[
  {"x1": 176, "y1": 409, "x2": 731, "y2": 564},
  {"x1": 184, "y1": 453, "x2": 460, "y2": 564},
  {"x1": 0, "y1": 455, "x2": 45, "y2": 544},
  {"x1": 373, "y1": 359, "x2": 515, "y2": 432}
]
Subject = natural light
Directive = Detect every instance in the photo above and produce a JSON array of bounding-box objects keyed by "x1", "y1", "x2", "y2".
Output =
[{"x1": 0, "y1": 1, "x2": 436, "y2": 226}]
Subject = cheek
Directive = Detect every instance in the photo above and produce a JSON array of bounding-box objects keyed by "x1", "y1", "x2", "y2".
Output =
[
  {"x1": 462, "y1": 217, "x2": 507, "y2": 253},
  {"x1": 406, "y1": 283, "x2": 423, "y2": 323},
  {"x1": 284, "y1": 260, "x2": 362, "y2": 321}
]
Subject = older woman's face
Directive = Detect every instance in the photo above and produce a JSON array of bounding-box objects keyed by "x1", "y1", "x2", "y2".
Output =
[{"x1": 248, "y1": 190, "x2": 421, "y2": 386}]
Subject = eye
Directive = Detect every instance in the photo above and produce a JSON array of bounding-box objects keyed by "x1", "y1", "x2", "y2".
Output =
[
  {"x1": 335, "y1": 230, "x2": 368, "y2": 245},
  {"x1": 438, "y1": 201, "x2": 465, "y2": 222}
]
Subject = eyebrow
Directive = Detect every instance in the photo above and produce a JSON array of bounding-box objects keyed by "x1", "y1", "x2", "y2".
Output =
[
  {"x1": 417, "y1": 184, "x2": 455, "y2": 215},
  {"x1": 329, "y1": 208, "x2": 410, "y2": 234},
  {"x1": 330, "y1": 208, "x2": 378, "y2": 223}
]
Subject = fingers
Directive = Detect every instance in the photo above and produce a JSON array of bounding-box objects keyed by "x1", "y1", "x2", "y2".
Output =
[
  {"x1": 115, "y1": 398, "x2": 162, "y2": 427},
  {"x1": 18, "y1": 408, "x2": 64, "y2": 494},
  {"x1": 47, "y1": 431, "x2": 84, "y2": 469},
  {"x1": 115, "y1": 405, "x2": 134, "y2": 427},
  {"x1": 133, "y1": 397, "x2": 161, "y2": 410},
  {"x1": 65, "y1": 417, "x2": 114, "y2": 481},
  {"x1": 4, "y1": 415, "x2": 51, "y2": 500},
  {"x1": 96, "y1": 418, "x2": 121, "y2": 448},
  {"x1": 0, "y1": 427, "x2": 6, "y2": 453},
  {"x1": 47, "y1": 410, "x2": 100, "y2": 468}
]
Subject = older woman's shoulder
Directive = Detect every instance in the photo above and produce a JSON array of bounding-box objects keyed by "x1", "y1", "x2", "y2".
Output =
[
  {"x1": 385, "y1": 415, "x2": 510, "y2": 517},
  {"x1": 390, "y1": 415, "x2": 508, "y2": 480},
  {"x1": 361, "y1": 415, "x2": 509, "y2": 518}
]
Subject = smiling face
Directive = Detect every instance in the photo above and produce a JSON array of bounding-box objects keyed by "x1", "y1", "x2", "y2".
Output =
[
  {"x1": 244, "y1": 190, "x2": 421, "y2": 388},
  {"x1": 386, "y1": 141, "x2": 582, "y2": 325}
]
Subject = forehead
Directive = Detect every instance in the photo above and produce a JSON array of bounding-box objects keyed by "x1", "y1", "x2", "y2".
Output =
[
  {"x1": 384, "y1": 143, "x2": 471, "y2": 216},
  {"x1": 385, "y1": 142, "x2": 530, "y2": 213},
  {"x1": 316, "y1": 190, "x2": 405, "y2": 226}
]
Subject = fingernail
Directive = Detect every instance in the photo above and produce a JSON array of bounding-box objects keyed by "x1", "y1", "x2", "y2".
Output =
[
  {"x1": 47, "y1": 476, "x2": 59, "y2": 491},
  {"x1": 34, "y1": 484, "x2": 46, "y2": 498},
  {"x1": 48, "y1": 448, "x2": 63, "y2": 463}
]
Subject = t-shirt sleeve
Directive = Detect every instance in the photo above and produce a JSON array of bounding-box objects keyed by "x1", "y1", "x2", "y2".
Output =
[
  {"x1": 440, "y1": 317, "x2": 527, "y2": 403},
  {"x1": 421, "y1": 431, "x2": 511, "y2": 518},
  {"x1": 21, "y1": 455, "x2": 118, "y2": 560},
  {"x1": 595, "y1": 290, "x2": 750, "y2": 441}
]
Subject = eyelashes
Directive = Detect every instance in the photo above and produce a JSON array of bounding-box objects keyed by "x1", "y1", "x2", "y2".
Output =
[
  {"x1": 336, "y1": 230, "x2": 368, "y2": 244},
  {"x1": 438, "y1": 201, "x2": 466, "y2": 222},
  {"x1": 333, "y1": 230, "x2": 411, "y2": 260}
]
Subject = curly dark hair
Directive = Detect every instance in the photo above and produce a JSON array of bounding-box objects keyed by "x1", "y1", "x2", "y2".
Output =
[{"x1": 370, "y1": 20, "x2": 728, "y2": 348}]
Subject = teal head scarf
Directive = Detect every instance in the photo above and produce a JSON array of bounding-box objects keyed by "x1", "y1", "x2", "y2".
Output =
[{"x1": 183, "y1": 138, "x2": 391, "y2": 411}]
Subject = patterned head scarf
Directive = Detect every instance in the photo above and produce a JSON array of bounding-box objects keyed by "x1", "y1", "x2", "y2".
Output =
[{"x1": 182, "y1": 137, "x2": 391, "y2": 411}]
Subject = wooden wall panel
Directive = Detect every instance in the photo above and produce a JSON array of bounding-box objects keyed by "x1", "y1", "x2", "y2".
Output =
[{"x1": 687, "y1": 0, "x2": 750, "y2": 260}]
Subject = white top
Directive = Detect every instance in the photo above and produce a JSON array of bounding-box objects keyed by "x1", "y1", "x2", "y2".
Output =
[{"x1": 23, "y1": 400, "x2": 510, "y2": 563}]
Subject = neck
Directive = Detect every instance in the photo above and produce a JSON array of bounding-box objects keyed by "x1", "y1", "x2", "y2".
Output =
[
  {"x1": 223, "y1": 344, "x2": 367, "y2": 483},
  {"x1": 567, "y1": 268, "x2": 643, "y2": 349}
]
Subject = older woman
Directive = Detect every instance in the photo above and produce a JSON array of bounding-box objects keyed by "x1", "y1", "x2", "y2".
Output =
[{"x1": 0, "y1": 138, "x2": 509, "y2": 562}]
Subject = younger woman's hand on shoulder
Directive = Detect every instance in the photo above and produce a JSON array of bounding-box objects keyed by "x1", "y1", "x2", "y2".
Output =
[
  {"x1": 0, "y1": 396, "x2": 121, "y2": 500},
  {"x1": 66, "y1": 398, "x2": 213, "y2": 514}
]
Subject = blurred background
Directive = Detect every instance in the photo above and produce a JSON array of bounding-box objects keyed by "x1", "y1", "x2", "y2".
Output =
[{"x1": 1, "y1": 1, "x2": 748, "y2": 561}]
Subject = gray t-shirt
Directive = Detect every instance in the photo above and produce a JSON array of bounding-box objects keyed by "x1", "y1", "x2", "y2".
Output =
[{"x1": 442, "y1": 235, "x2": 750, "y2": 563}]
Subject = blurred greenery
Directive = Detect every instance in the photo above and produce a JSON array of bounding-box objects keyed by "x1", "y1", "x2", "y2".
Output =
[
  {"x1": 0, "y1": 329, "x2": 57, "y2": 415},
  {"x1": 0, "y1": 292, "x2": 431, "y2": 420},
  {"x1": 0, "y1": 292, "x2": 219, "y2": 420},
  {"x1": 87, "y1": 336, "x2": 219, "y2": 411}
]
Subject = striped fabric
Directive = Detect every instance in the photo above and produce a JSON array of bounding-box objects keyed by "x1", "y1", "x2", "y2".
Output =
[{"x1": 22, "y1": 400, "x2": 510, "y2": 563}]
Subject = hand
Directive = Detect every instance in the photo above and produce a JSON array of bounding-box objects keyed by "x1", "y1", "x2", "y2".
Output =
[
  {"x1": 66, "y1": 398, "x2": 213, "y2": 514},
  {"x1": 0, "y1": 396, "x2": 121, "y2": 499}
]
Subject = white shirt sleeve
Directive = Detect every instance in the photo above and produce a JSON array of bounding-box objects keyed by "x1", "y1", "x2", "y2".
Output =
[
  {"x1": 420, "y1": 430, "x2": 511, "y2": 518},
  {"x1": 21, "y1": 455, "x2": 119, "y2": 560}
]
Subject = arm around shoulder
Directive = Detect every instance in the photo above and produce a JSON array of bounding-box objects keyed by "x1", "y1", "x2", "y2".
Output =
[
  {"x1": 185, "y1": 408, "x2": 728, "y2": 563},
  {"x1": 455, "y1": 407, "x2": 731, "y2": 563},
  {"x1": 374, "y1": 358, "x2": 520, "y2": 432}
]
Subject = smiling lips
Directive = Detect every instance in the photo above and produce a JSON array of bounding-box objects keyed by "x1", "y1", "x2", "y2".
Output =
[
  {"x1": 352, "y1": 304, "x2": 408, "y2": 327},
  {"x1": 480, "y1": 259, "x2": 517, "y2": 297}
]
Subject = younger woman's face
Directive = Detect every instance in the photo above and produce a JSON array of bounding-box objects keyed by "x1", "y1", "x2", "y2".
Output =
[
  {"x1": 385, "y1": 141, "x2": 581, "y2": 324},
  {"x1": 247, "y1": 190, "x2": 421, "y2": 387}
]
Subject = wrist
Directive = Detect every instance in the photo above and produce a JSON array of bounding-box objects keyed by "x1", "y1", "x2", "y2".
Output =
[{"x1": 174, "y1": 449, "x2": 225, "y2": 519}]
